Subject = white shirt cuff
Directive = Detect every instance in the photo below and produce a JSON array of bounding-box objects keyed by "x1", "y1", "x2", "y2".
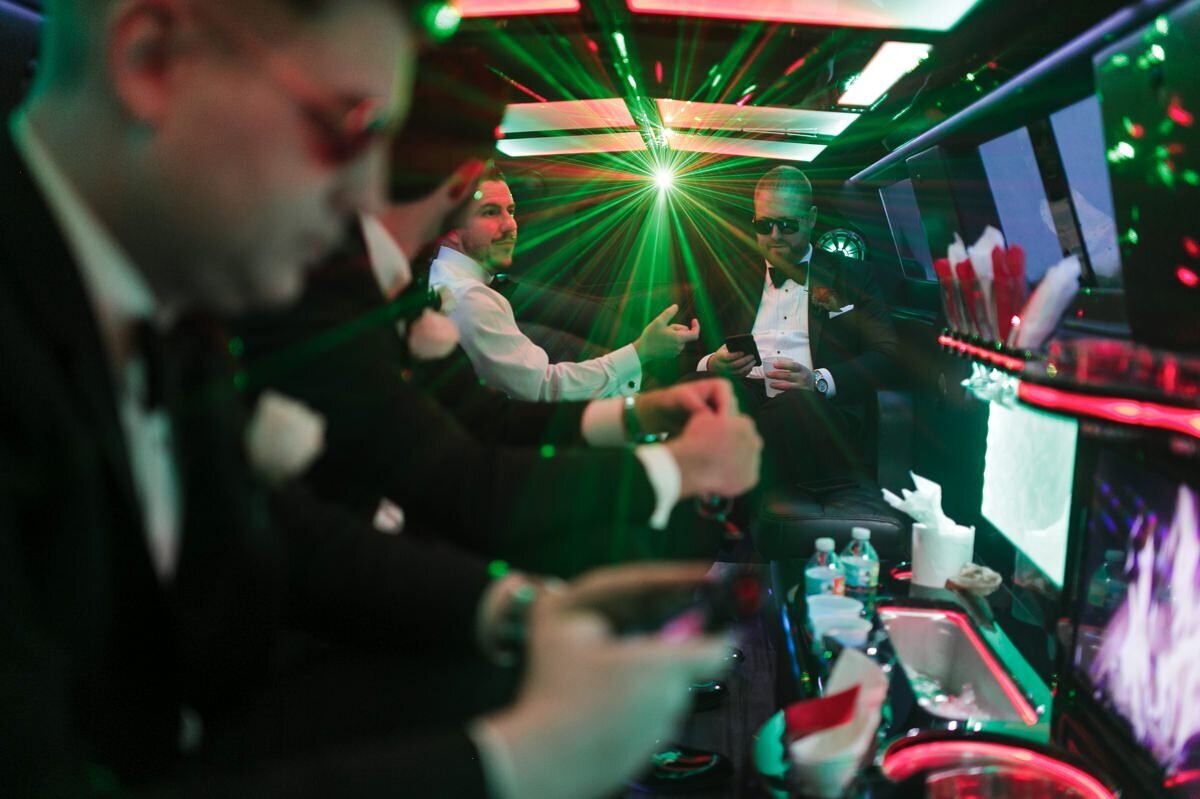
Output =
[
  {"x1": 634, "y1": 443, "x2": 681, "y2": 530},
  {"x1": 696, "y1": 352, "x2": 713, "y2": 373},
  {"x1": 468, "y1": 717, "x2": 520, "y2": 799},
  {"x1": 814, "y1": 367, "x2": 837, "y2": 399},
  {"x1": 611, "y1": 343, "x2": 642, "y2": 395},
  {"x1": 580, "y1": 397, "x2": 625, "y2": 446}
]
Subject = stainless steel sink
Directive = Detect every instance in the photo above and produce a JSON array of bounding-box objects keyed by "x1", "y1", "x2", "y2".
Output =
[{"x1": 878, "y1": 606, "x2": 1039, "y2": 726}]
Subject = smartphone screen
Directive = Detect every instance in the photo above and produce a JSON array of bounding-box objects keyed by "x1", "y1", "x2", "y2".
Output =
[{"x1": 725, "y1": 334, "x2": 762, "y2": 366}]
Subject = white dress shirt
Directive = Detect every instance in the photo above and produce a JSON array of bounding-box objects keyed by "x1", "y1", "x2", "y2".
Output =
[
  {"x1": 360, "y1": 217, "x2": 679, "y2": 529},
  {"x1": 697, "y1": 245, "x2": 836, "y2": 400},
  {"x1": 430, "y1": 246, "x2": 642, "y2": 402},
  {"x1": 12, "y1": 112, "x2": 183, "y2": 581}
]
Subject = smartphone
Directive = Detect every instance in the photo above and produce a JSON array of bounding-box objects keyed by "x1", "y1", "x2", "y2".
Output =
[
  {"x1": 611, "y1": 566, "x2": 764, "y2": 639},
  {"x1": 724, "y1": 334, "x2": 762, "y2": 367},
  {"x1": 657, "y1": 566, "x2": 764, "y2": 639}
]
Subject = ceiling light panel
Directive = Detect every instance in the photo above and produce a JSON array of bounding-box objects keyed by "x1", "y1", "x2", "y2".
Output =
[
  {"x1": 838, "y1": 41, "x2": 933, "y2": 107},
  {"x1": 454, "y1": 0, "x2": 581, "y2": 17},
  {"x1": 496, "y1": 132, "x2": 648, "y2": 157},
  {"x1": 656, "y1": 99, "x2": 858, "y2": 137},
  {"x1": 666, "y1": 132, "x2": 826, "y2": 162},
  {"x1": 500, "y1": 99, "x2": 637, "y2": 135},
  {"x1": 627, "y1": 0, "x2": 981, "y2": 32}
]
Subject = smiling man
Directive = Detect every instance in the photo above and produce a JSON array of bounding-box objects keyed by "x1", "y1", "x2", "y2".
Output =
[
  {"x1": 431, "y1": 168, "x2": 701, "y2": 401},
  {"x1": 687, "y1": 165, "x2": 900, "y2": 487}
]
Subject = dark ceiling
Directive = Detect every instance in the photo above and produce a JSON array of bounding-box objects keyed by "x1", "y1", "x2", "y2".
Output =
[{"x1": 455, "y1": 0, "x2": 1134, "y2": 177}]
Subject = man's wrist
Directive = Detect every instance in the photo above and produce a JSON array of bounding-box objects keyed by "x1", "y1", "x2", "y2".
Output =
[{"x1": 478, "y1": 573, "x2": 562, "y2": 665}]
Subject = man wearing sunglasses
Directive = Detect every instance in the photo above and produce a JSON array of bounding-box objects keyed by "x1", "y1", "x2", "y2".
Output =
[
  {"x1": 0, "y1": 2, "x2": 735, "y2": 797},
  {"x1": 687, "y1": 165, "x2": 899, "y2": 487}
]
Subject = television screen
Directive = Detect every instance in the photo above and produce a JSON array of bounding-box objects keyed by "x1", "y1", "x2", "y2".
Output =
[
  {"x1": 980, "y1": 401, "x2": 1077, "y2": 588},
  {"x1": 978, "y1": 126, "x2": 1065, "y2": 284},
  {"x1": 879, "y1": 177, "x2": 935, "y2": 279},
  {"x1": 1049, "y1": 96, "x2": 1122, "y2": 287},
  {"x1": 1073, "y1": 450, "x2": 1200, "y2": 778}
]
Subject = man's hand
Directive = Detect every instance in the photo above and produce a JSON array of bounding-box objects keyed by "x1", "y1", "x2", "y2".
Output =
[
  {"x1": 704, "y1": 345, "x2": 756, "y2": 379},
  {"x1": 666, "y1": 411, "x2": 762, "y2": 498},
  {"x1": 479, "y1": 563, "x2": 732, "y2": 799},
  {"x1": 635, "y1": 379, "x2": 738, "y2": 437},
  {"x1": 765, "y1": 357, "x2": 816, "y2": 392},
  {"x1": 633, "y1": 304, "x2": 700, "y2": 363}
]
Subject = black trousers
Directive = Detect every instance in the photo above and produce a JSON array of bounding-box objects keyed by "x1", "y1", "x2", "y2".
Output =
[{"x1": 732, "y1": 379, "x2": 867, "y2": 490}]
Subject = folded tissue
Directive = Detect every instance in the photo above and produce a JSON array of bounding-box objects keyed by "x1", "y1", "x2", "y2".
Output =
[{"x1": 787, "y1": 649, "x2": 888, "y2": 798}]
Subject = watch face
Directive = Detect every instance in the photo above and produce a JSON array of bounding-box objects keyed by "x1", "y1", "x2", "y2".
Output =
[{"x1": 816, "y1": 376, "x2": 829, "y2": 394}]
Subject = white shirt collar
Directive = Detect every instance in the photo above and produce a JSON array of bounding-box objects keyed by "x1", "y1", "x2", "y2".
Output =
[
  {"x1": 764, "y1": 243, "x2": 814, "y2": 291},
  {"x1": 10, "y1": 112, "x2": 158, "y2": 364},
  {"x1": 359, "y1": 213, "x2": 412, "y2": 298},
  {"x1": 433, "y1": 245, "x2": 493, "y2": 286}
]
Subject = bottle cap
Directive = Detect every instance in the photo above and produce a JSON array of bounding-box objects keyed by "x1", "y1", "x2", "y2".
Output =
[
  {"x1": 851, "y1": 527, "x2": 871, "y2": 541},
  {"x1": 816, "y1": 537, "x2": 834, "y2": 552}
]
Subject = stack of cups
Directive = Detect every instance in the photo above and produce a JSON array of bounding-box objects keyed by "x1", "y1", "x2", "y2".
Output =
[{"x1": 807, "y1": 595, "x2": 868, "y2": 649}]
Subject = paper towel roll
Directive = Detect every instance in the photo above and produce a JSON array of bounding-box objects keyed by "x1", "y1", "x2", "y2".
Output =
[{"x1": 911, "y1": 523, "x2": 975, "y2": 588}]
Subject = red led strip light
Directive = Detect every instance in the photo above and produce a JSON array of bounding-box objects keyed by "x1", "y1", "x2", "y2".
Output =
[
  {"x1": 938, "y1": 334, "x2": 1027, "y2": 372},
  {"x1": 1018, "y1": 382, "x2": 1200, "y2": 440},
  {"x1": 878, "y1": 606, "x2": 1039, "y2": 726},
  {"x1": 882, "y1": 741, "x2": 1114, "y2": 799}
]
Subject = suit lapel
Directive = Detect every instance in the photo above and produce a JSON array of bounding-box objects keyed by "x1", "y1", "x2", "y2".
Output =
[
  {"x1": 807, "y1": 249, "x2": 837, "y2": 362},
  {"x1": 0, "y1": 131, "x2": 143, "y2": 527}
]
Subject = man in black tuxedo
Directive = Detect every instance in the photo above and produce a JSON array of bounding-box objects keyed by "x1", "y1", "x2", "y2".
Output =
[
  {"x1": 686, "y1": 165, "x2": 900, "y2": 487},
  {"x1": 0, "y1": 2, "x2": 732, "y2": 797},
  {"x1": 237, "y1": 48, "x2": 763, "y2": 575}
]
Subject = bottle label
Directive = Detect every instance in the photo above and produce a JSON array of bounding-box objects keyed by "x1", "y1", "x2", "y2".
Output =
[{"x1": 843, "y1": 557, "x2": 879, "y2": 590}]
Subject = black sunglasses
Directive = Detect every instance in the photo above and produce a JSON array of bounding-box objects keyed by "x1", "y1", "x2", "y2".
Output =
[{"x1": 751, "y1": 217, "x2": 804, "y2": 236}]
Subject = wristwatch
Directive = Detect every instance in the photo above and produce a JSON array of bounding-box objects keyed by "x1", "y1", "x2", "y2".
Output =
[{"x1": 814, "y1": 373, "x2": 830, "y2": 396}]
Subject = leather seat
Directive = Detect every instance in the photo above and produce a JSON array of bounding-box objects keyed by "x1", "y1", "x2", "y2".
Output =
[{"x1": 755, "y1": 481, "x2": 907, "y2": 564}]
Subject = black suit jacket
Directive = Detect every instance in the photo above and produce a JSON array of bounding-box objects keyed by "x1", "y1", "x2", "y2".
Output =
[
  {"x1": 0, "y1": 131, "x2": 492, "y2": 797},
  {"x1": 234, "y1": 232, "x2": 658, "y2": 574},
  {"x1": 685, "y1": 248, "x2": 900, "y2": 403}
]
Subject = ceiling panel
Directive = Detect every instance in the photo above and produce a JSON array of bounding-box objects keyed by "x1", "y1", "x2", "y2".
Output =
[
  {"x1": 666, "y1": 132, "x2": 826, "y2": 162},
  {"x1": 626, "y1": 0, "x2": 983, "y2": 32},
  {"x1": 453, "y1": 0, "x2": 581, "y2": 17},
  {"x1": 497, "y1": 132, "x2": 648, "y2": 157},
  {"x1": 500, "y1": 99, "x2": 637, "y2": 134},
  {"x1": 655, "y1": 98, "x2": 859, "y2": 137}
]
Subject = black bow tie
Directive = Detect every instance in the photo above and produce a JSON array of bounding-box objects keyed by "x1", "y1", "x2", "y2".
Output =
[{"x1": 769, "y1": 266, "x2": 805, "y2": 289}]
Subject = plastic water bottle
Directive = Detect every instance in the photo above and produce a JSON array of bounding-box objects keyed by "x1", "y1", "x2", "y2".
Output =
[
  {"x1": 804, "y1": 538, "x2": 845, "y2": 597},
  {"x1": 841, "y1": 527, "x2": 880, "y2": 598}
]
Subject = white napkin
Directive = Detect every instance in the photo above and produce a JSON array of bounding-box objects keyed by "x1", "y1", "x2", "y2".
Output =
[
  {"x1": 969, "y1": 226, "x2": 1005, "y2": 339},
  {"x1": 788, "y1": 649, "x2": 888, "y2": 798},
  {"x1": 1010, "y1": 254, "x2": 1082, "y2": 350},
  {"x1": 882, "y1": 471, "x2": 954, "y2": 531}
]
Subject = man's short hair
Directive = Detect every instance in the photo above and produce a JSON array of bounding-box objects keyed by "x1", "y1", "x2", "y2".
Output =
[
  {"x1": 479, "y1": 164, "x2": 507, "y2": 187},
  {"x1": 755, "y1": 165, "x2": 813, "y2": 206},
  {"x1": 388, "y1": 47, "x2": 508, "y2": 202}
]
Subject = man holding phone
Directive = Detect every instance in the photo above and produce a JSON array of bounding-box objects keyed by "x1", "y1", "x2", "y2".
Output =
[{"x1": 685, "y1": 166, "x2": 899, "y2": 487}]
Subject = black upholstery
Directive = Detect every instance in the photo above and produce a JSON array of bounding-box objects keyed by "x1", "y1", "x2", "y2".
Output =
[
  {"x1": 0, "y1": 1, "x2": 39, "y2": 116},
  {"x1": 754, "y1": 386, "x2": 913, "y2": 565}
]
